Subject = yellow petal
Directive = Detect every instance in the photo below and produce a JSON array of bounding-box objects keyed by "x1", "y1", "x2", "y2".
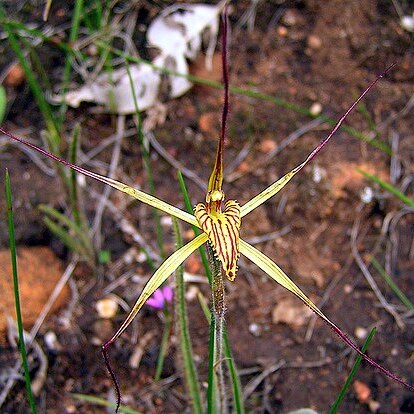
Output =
[
  {"x1": 0, "y1": 128, "x2": 199, "y2": 227},
  {"x1": 195, "y1": 200, "x2": 241, "y2": 281},
  {"x1": 109, "y1": 233, "x2": 208, "y2": 341},
  {"x1": 104, "y1": 176, "x2": 199, "y2": 227}
]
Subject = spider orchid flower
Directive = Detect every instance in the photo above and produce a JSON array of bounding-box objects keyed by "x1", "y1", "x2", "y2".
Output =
[{"x1": 1, "y1": 18, "x2": 413, "y2": 414}]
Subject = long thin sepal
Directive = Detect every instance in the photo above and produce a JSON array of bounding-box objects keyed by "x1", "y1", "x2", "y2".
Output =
[
  {"x1": 241, "y1": 64, "x2": 396, "y2": 217},
  {"x1": 110, "y1": 232, "x2": 207, "y2": 341},
  {"x1": 239, "y1": 238, "x2": 414, "y2": 392},
  {"x1": 102, "y1": 233, "x2": 208, "y2": 412},
  {"x1": 207, "y1": 7, "x2": 229, "y2": 196},
  {"x1": 0, "y1": 127, "x2": 199, "y2": 227}
]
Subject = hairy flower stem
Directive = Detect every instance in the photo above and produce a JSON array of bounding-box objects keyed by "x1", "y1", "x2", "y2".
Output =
[{"x1": 208, "y1": 244, "x2": 228, "y2": 414}]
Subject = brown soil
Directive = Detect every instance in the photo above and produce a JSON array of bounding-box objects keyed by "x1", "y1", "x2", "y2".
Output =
[{"x1": 1, "y1": 1, "x2": 414, "y2": 413}]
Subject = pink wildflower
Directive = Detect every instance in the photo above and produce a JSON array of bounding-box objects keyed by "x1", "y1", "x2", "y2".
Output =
[{"x1": 146, "y1": 286, "x2": 173, "y2": 309}]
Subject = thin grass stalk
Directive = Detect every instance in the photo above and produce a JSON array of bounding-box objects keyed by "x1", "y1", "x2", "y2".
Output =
[
  {"x1": 198, "y1": 292, "x2": 245, "y2": 414},
  {"x1": 0, "y1": 8, "x2": 60, "y2": 150},
  {"x1": 222, "y1": 326, "x2": 244, "y2": 414},
  {"x1": 39, "y1": 205, "x2": 94, "y2": 260},
  {"x1": 21, "y1": 37, "x2": 53, "y2": 91},
  {"x1": 177, "y1": 170, "x2": 212, "y2": 284},
  {"x1": 329, "y1": 328, "x2": 376, "y2": 414},
  {"x1": 154, "y1": 306, "x2": 172, "y2": 381},
  {"x1": 354, "y1": 91, "x2": 379, "y2": 138},
  {"x1": 172, "y1": 218, "x2": 203, "y2": 413},
  {"x1": 125, "y1": 61, "x2": 166, "y2": 258},
  {"x1": 67, "y1": 124, "x2": 94, "y2": 263},
  {"x1": 0, "y1": 85, "x2": 6, "y2": 124},
  {"x1": 207, "y1": 304, "x2": 217, "y2": 414},
  {"x1": 370, "y1": 257, "x2": 414, "y2": 311},
  {"x1": 206, "y1": 244, "x2": 228, "y2": 414},
  {"x1": 358, "y1": 169, "x2": 414, "y2": 208},
  {"x1": 59, "y1": 0, "x2": 84, "y2": 122},
  {"x1": 72, "y1": 393, "x2": 142, "y2": 414},
  {"x1": 5, "y1": 170, "x2": 38, "y2": 414},
  {"x1": 68, "y1": 123, "x2": 83, "y2": 228}
]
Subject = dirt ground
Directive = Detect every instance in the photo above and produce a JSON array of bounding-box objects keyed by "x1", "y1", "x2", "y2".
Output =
[{"x1": 1, "y1": 1, "x2": 414, "y2": 413}]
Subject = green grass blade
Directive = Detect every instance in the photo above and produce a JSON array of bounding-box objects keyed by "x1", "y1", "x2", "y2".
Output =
[
  {"x1": 177, "y1": 170, "x2": 212, "y2": 285},
  {"x1": 223, "y1": 325, "x2": 245, "y2": 414},
  {"x1": 354, "y1": 91, "x2": 379, "y2": 138},
  {"x1": 154, "y1": 307, "x2": 172, "y2": 381},
  {"x1": 42, "y1": 216, "x2": 89, "y2": 258},
  {"x1": 172, "y1": 218, "x2": 203, "y2": 413},
  {"x1": 59, "y1": 0, "x2": 84, "y2": 121},
  {"x1": 370, "y1": 257, "x2": 414, "y2": 311},
  {"x1": 0, "y1": 8, "x2": 60, "y2": 150},
  {"x1": 207, "y1": 307, "x2": 217, "y2": 414},
  {"x1": 5, "y1": 170, "x2": 38, "y2": 414},
  {"x1": 125, "y1": 60, "x2": 166, "y2": 258},
  {"x1": 329, "y1": 328, "x2": 376, "y2": 414},
  {"x1": 358, "y1": 169, "x2": 414, "y2": 208},
  {"x1": 0, "y1": 85, "x2": 7, "y2": 124},
  {"x1": 68, "y1": 123, "x2": 82, "y2": 227},
  {"x1": 21, "y1": 36, "x2": 53, "y2": 91},
  {"x1": 72, "y1": 393, "x2": 142, "y2": 414},
  {"x1": 197, "y1": 291, "x2": 244, "y2": 414},
  {"x1": 0, "y1": 20, "x2": 73, "y2": 54},
  {"x1": 39, "y1": 205, "x2": 93, "y2": 258}
]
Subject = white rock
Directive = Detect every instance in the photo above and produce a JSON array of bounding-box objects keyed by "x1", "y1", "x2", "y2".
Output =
[{"x1": 96, "y1": 297, "x2": 119, "y2": 319}]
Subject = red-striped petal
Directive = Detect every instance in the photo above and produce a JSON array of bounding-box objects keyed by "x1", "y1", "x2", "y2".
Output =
[{"x1": 194, "y1": 200, "x2": 241, "y2": 281}]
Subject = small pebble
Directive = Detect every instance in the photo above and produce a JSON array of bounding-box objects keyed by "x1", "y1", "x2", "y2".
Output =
[
  {"x1": 277, "y1": 26, "x2": 288, "y2": 37},
  {"x1": 136, "y1": 251, "x2": 147, "y2": 263},
  {"x1": 4, "y1": 63, "x2": 25, "y2": 87},
  {"x1": 185, "y1": 285, "x2": 199, "y2": 301},
  {"x1": 96, "y1": 297, "x2": 119, "y2": 319},
  {"x1": 160, "y1": 216, "x2": 172, "y2": 227},
  {"x1": 360, "y1": 186, "x2": 374, "y2": 203},
  {"x1": 44, "y1": 331, "x2": 61, "y2": 351},
  {"x1": 307, "y1": 34, "x2": 322, "y2": 50},
  {"x1": 312, "y1": 164, "x2": 326, "y2": 183},
  {"x1": 248, "y1": 322, "x2": 262, "y2": 337},
  {"x1": 185, "y1": 254, "x2": 202, "y2": 274},
  {"x1": 354, "y1": 379, "x2": 371, "y2": 403},
  {"x1": 310, "y1": 102, "x2": 322, "y2": 116},
  {"x1": 259, "y1": 138, "x2": 277, "y2": 153},
  {"x1": 282, "y1": 9, "x2": 297, "y2": 26},
  {"x1": 344, "y1": 284, "x2": 353, "y2": 294},
  {"x1": 368, "y1": 399, "x2": 381, "y2": 413},
  {"x1": 198, "y1": 112, "x2": 217, "y2": 133},
  {"x1": 355, "y1": 326, "x2": 368, "y2": 339},
  {"x1": 401, "y1": 15, "x2": 414, "y2": 32}
]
